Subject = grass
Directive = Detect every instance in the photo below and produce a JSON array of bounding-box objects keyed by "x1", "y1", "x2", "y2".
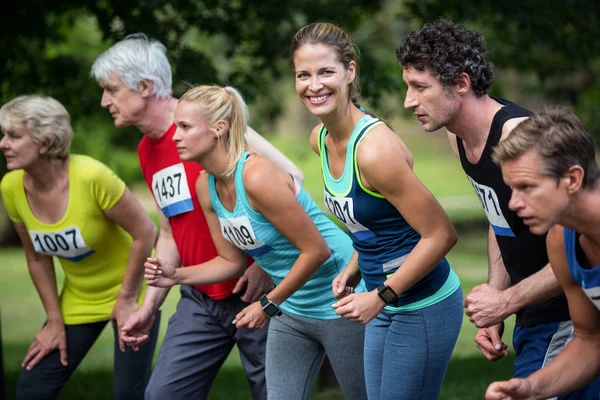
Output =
[
  {"x1": 1, "y1": 122, "x2": 507, "y2": 399},
  {"x1": 0, "y1": 233, "x2": 515, "y2": 399}
]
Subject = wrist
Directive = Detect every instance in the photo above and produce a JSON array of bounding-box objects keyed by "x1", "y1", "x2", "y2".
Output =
[
  {"x1": 46, "y1": 313, "x2": 64, "y2": 324},
  {"x1": 116, "y1": 291, "x2": 138, "y2": 302},
  {"x1": 502, "y1": 287, "x2": 520, "y2": 317},
  {"x1": 260, "y1": 294, "x2": 282, "y2": 318},
  {"x1": 376, "y1": 284, "x2": 398, "y2": 306}
]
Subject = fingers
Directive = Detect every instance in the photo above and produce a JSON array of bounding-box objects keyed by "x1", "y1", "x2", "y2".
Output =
[
  {"x1": 59, "y1": 338, "x2": 68, "y2": 367},
  {"x1": 331, "y1": 295, "x2": 354, "y2": 309},
  {"x1": 474, "y1": 331, "x2": 508, "y2": 361},
  {"x1": 24, "y1": 346, "x2": 50, "y2": 370},
  {"x1": 22, "y1": 341, "x2": 40, "y2": 368},
  {"x1": 232, "y1": 276, "x2": 248, "y2": 295}
]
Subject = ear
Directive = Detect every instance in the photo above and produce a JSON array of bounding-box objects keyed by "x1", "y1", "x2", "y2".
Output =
[
  {"x1": 38, "y1": 141, "x2": 50, "y2": 156},
  {"x1": 564, "y1": 165, "x2": 585, "y2": 194},
  {"x1": 138, "y1": 80, "x2": 154, "y2": 98},
  {"x1": 347, "y1": 60, "x2": 357, "y2": 84},
  {"x1": 455, "y1": 72, "x2": 471, "y2": 96},
  {"x1": 214, "y1": 120, "x2": 228, "y2": 137}
]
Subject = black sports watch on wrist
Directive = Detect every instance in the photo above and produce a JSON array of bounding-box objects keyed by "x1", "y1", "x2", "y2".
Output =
[
  {"x1": 260, "y1": 294, "x2": 282, "y2": 318},
  {"x1": 376, "y1": 283, "x2": 398, "y2": 305}
]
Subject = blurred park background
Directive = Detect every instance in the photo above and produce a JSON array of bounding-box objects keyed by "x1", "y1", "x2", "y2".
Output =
[{"x1": 1, "y1": 0, "x2": 599, "y2": 398}]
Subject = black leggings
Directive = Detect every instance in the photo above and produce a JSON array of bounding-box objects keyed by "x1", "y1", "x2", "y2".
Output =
[{"x1": 16, "y1": 313, "x2": 160, "y2": 400}]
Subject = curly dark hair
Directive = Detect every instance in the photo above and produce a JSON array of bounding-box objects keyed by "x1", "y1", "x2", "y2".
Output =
[{"x1": 396, "y1": 19, "x2": 494, "y2": 97}]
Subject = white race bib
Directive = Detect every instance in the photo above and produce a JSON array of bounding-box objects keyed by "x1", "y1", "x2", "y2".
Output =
[
  {"x1": 218, "y1": 216, "x2": 265, "y2": 251},
  {"x1": 324, "y1": 190, "x2": 374, "y2": 240},
  {"x1": 467, "y1": 176, "x2": 514, "y2": 237},
  {"x1": 29, "y1": 226, "x2": 95, "y2": 261},
  {"x1": 583, "y1": 286, "x2": 600, "y2": 312},
  {"x1": 152, "y1": 164, "x2": 194, "y2": 218}
]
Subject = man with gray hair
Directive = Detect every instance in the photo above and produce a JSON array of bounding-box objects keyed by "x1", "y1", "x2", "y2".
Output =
[
  {"x1": 486, "y1": 108, "x2": 600, "y2": 399},
  {"x1": 91, "y1": 33, "x2": 303, "y2": 400}
]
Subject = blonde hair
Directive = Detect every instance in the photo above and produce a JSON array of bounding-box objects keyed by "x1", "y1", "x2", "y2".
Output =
[
  {"x1": 0, "y1": 95, "x2": 72, "y2": 160},
  {"x1": 493, "y1": 107, "x2": 600, "y2": 188},
  {"x1": 179, "y1": 85, "x2": 250, "y2": 177}
]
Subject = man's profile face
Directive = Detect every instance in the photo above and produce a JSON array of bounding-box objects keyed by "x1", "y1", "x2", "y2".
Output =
[{"x1": 99, "y1": 73, "x2": 146, "y2": 128}]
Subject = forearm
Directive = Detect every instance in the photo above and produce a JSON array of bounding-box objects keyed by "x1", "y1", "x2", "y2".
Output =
[
  {"x1": 503, "y1": 264, "x2": 563, "y2": 316},
  {"x1": 119, "y1": 236, "x2": 154, "y2": 299},
  {"x1": 527, "y1": 336, "x2": 600, "y2": 398},
  {"x1": 175, "y1": 257, "x2": 245, "y2": 286},
  {"x1": 267, "y1": 252, "x2": 328, "y2": 305},
  {"x1": 487, "y1": 226, "x2": 511, "y2": 290},
  {"x1": 28, "y1": 259, "x2": 63, "y2": 322},
  {"x1": 385, "y1": 233, "x2": 454, "y2": 295}
]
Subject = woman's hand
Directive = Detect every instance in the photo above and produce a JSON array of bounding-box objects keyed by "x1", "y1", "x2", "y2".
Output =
[
  {"x1": 144, "y1": 257, "x2": 178, "y2": 288},
  {"x1": 332, "y1": 290, "x2": 385, "y2": 324},
  {"x1": 22, "y1": 320, "x2": 68, "y2": 370},
  {"x1": 232, "y1": 301, "x2": 270, "y2": 330}
]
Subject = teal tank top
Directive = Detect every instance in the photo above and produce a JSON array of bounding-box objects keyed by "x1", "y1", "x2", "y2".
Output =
[{"x1": 208, "y1": 152, "x2": 358, "y2": 319}]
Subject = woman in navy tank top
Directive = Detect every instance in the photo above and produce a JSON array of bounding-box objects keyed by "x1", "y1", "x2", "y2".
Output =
[{"x1": 291, "y1": 22, "x2": 464, "y2": 400}]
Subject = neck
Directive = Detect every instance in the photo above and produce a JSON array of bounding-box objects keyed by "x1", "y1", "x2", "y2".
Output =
[
  {"x1": 24, "y1": 156, "x2": 69, "y2": 191},
  {"x1": 320, "y1": 103, "x2": 365, "y2": 142},
  {"x1": 560, "y1": 184, "x2": 600, "y2": 246},
  {"x1": 446, "y1": 95, "x2": 502, "y2": 149},
  {"x1": 195, "y1": 147, "x2": 234, "y2": 182},
  {"x1": 138, "y1": 97, "x2": 179, "y2": 139}
]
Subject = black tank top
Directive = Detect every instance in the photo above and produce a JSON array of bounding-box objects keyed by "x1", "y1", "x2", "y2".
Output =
[{"x1": 457, "y1": 97, "x2": 570, "y2": 327}]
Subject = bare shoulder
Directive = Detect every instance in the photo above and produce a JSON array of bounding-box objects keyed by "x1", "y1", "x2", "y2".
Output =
[
  {"x1": 357, "y1": 123, "x2": 413, "y2": 171},
  {"x1": 309, "y1": 123, "x2": 324, "y2": 155},
  {"x1": 500, "y1": 116, "x2": 529, "y2": 141},
  {"x1": 195, "y1": 170, "x2": 211, "y2": 207},
  {"x1": 242, "y1": 154, "x2": 285, "y2": 193}
]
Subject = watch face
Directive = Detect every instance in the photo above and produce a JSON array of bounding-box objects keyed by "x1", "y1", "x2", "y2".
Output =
[
  {"x1": 381, "y1": 289, "x2": 396, "y2": 304},
  {"x1": 263, "y1": 302, "x2": 280, "y2": 317}
]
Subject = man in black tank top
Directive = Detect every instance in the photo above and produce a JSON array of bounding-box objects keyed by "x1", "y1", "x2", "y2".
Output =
[{"x1": 397, "y1": 19, "x2": 600, "y2": 400}]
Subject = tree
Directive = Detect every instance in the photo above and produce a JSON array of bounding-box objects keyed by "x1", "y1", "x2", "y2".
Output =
[{"x1": 400, "y1": 0, "x2": 600, "y2": 142}]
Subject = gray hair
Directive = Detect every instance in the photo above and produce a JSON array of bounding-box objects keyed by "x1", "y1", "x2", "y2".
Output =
[
  {"x1": 0, "y1": 95, "x2": 73, "y2": 160},
  {"x1": 91, "y1": 33, "x2": 173, "y2": 98}
]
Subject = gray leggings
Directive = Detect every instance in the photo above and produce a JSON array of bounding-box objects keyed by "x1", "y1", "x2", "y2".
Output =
[{"x1": 265, "y1": 313, "x2": 367, "y2": 400}]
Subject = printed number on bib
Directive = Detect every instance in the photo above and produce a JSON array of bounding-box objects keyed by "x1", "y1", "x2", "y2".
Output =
[
  {"x1": 218, "y1": 216, "x2": 265, "y2": 251},
  {"x1": 29, "y1": 226, "x2": 95, "y2": 261},
  {"x1": 152, "y1": 164, "x2": 194, "y2": 218},
  {"x1": 467, "y1": 177, "x2": 515, "y2": 237},
  {"x1": 324, "y1": 191, "x2": 374, "y2": 240}
]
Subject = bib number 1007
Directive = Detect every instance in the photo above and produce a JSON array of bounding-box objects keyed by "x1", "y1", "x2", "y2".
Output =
[{"x1": 28, "y1": 226, "x2": 95, "y2": 261}]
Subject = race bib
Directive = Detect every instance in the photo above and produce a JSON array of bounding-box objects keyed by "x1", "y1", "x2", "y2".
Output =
[
  {"x1": 324, "y1": 191, "x2": 374, "y2": 240},
  {"x1": 467, "y1": 177, "x2": 515, "y2": 237},
  {"x1": 29, "y1": 226, "x2": 95, "y2": 261},
  {"x1": 152, "y1": 164, "x2": 194, "y2": 218},
  {"x1": 218, "y1": 216, "x2": 273, "y2": 257}
]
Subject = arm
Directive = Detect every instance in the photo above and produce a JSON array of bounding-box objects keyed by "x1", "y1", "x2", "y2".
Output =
[
  {"x1": 13, "y1": 222, "x2": 68, "y2": 369},
  {"x1": 332, "y1": 250, "x2": 361, "y2": 299},
  {"x1": 309, "y1": 124, "x2": 323, "y2": 156},
  {"x1": 104, "y1": 187, "x2": 157, "y2": 351},
  {"x1": 464, "y1": 227, "x2": 563, "y2": 327},
  {"x1": 120, "y1": 207, "x2": 177, "y2": 348},
  {"x1": 145, "y1": 173, "x2": 249, "y2": 287},
  {"x1": 334, "y1": 126, "x2": 457, "y2": 323},
  {"x1": 246, "y1": 127, "x2": 304, "y2": 182},
  {"x1": 486, "y1": 226, "x2": 600, "y2": 399}
]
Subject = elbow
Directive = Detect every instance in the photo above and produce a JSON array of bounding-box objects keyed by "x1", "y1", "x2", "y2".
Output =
[{"x1": 316, "y1": 245, "x2": 332, "y2": 267}]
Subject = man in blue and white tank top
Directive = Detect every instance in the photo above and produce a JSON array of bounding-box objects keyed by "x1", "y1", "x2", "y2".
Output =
[
  {"x1": 485, "y1": 109, "x2": 600, "y2": 398},
  {"x1": 399, "y1": 19, "x2": 600, "y2": 400}
]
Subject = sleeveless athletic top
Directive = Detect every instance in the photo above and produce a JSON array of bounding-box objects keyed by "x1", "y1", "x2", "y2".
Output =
[
  {"x1": 0, "y1": 155, "x2": 142, "y2": 324},
  {"x1": 564, "y1": 227, "x2": 600, "y2": 311},
  {"x1": 208, "y1": 151, "x2": 357, "y2": 320},
  {"x1": 319, "y1": 114, "x2": 460, "y2": 311},
  {"x1": 457, "y1": 97, "x2": 570, "y2": 326}
]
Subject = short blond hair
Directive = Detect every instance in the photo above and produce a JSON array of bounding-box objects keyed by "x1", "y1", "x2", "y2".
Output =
[
  {"x1": 493, "y1": 107, "x2": 600, "y2": 188},
  {"x1": 0, "y1": 95, "x2": 73, "y2": 160},
  {"x1": 179, "y1": 85, "x2": 250, "y2": 177}
]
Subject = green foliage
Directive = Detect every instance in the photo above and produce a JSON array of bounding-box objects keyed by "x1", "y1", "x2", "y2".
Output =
[{"x1": 400, "y1": 0, "x2": 600, "y2": 143}]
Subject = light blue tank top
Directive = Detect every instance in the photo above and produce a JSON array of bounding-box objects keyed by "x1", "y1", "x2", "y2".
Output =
[{"x1": 208, "y1": 152, "x2": 359, "y2": 319}]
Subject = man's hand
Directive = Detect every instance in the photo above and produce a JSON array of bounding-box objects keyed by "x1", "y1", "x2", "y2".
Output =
[
  {"x1": 111, "y1": 296, "x2": 139, "y2": 352},
  {"x1": 486, "y1": 378, "x2": 536, "y2": 399},
  {"x1": 232, "y1": 301, "x2": 270, "y2": 329},
  {"x1": 332, "y1": 291, "x2": 385, "y2": 324},
  {"x1": 232, "y1": 263, "x2": 274, "y2": 303},
  {"x1": 474, "y1": 323, "x2": 509, "y2": 361},
  {"x1": 464, "y1": 284, "x2": 512, "y2": 328},
  {"x1": 22, "y1": 320, "x2": 68, "y2": 370},
  {"x1": 120, "y1": 307, "x2": 157, "y2": 350}
]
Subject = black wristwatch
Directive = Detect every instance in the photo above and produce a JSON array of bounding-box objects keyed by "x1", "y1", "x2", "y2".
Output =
[
  {"x1": 260, "y1": 295, "x2": 282, "y2": 318},
  {"x1": 377, "y1": 283, "x2": 398, "y2": 305}
]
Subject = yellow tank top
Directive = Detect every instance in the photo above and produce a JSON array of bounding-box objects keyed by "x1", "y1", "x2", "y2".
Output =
[{"x1": 1, "y1": 155, "x2": 140, "y2": 324}]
